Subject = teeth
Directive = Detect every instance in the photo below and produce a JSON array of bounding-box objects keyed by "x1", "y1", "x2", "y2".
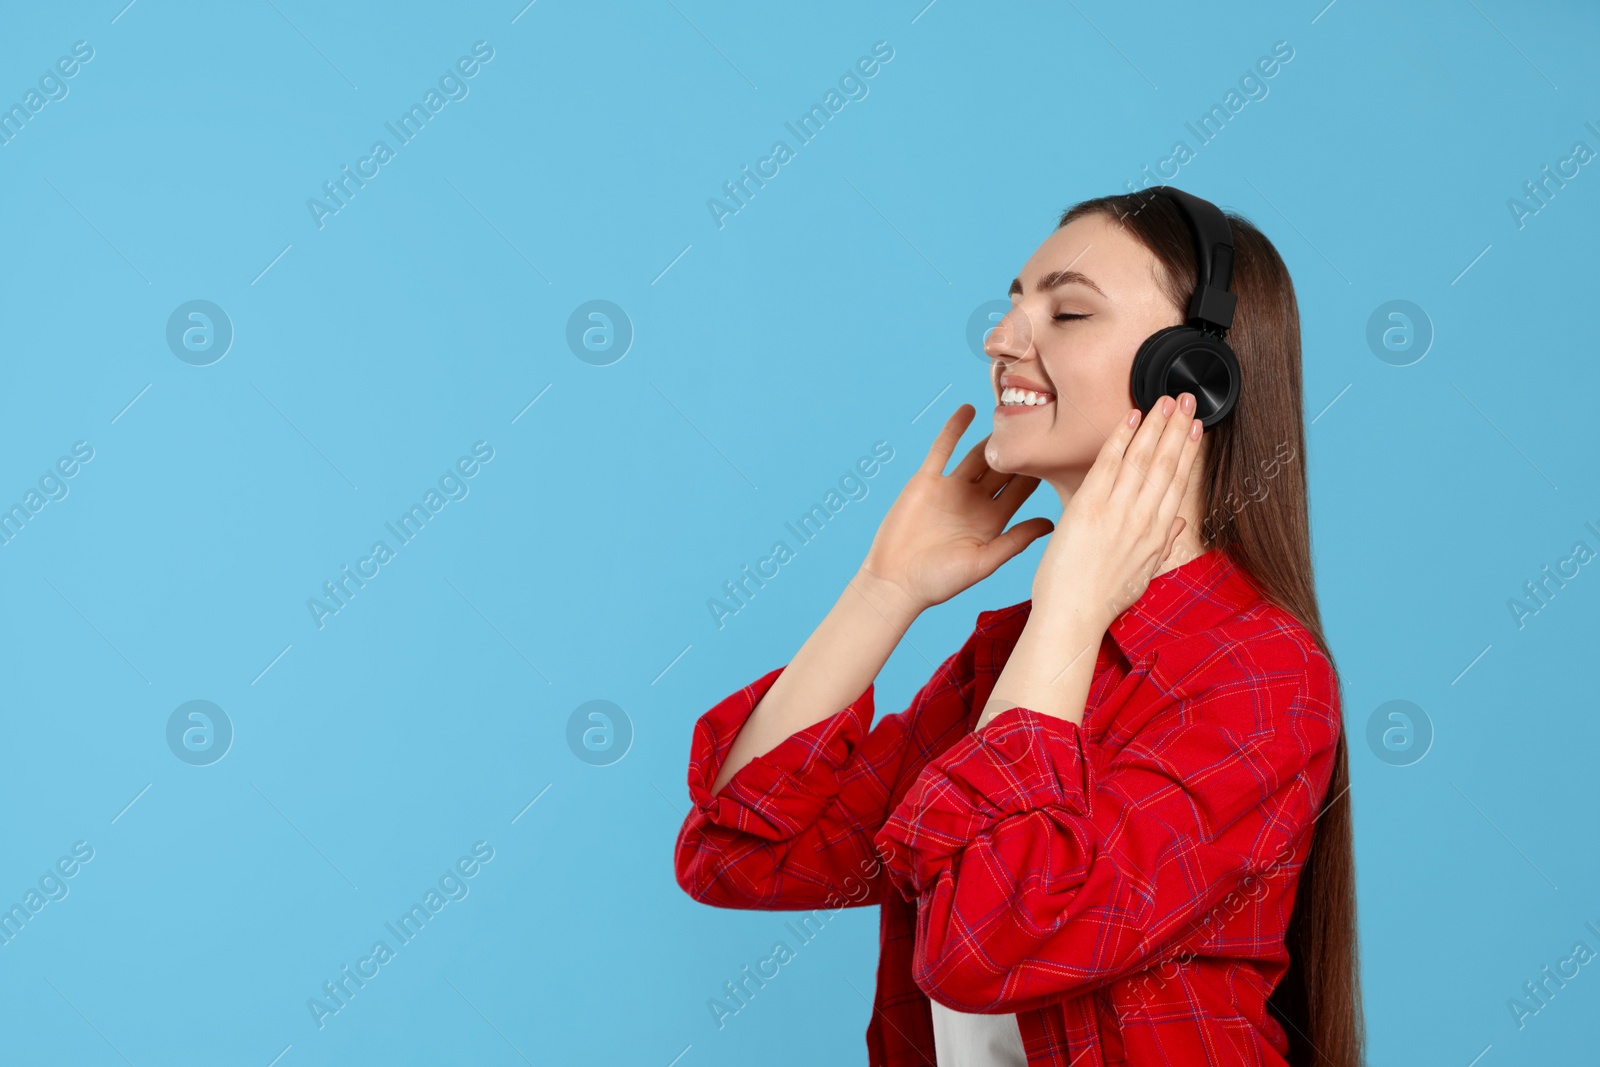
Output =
[{"x1": 1001, "y1": 386, "x2": 1053, "y2": 406}]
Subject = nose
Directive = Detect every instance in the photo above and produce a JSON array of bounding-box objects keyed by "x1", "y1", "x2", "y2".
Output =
[{"x1": 982, "y1": 305, "x2": 1035, "y2": 366}]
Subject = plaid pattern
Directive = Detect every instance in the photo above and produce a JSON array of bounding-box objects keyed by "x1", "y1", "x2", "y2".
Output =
[{"x1": 676, "y1": 547, "x2": 1341, "y2": 1066}]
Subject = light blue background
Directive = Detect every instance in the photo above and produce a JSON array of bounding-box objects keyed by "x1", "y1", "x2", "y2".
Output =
[{"x1": 1, "y1": 1, "x2": 1596, "y2": 1064}]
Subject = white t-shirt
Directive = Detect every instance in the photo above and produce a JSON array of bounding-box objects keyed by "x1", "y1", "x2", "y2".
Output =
[{"x1": 929, "y1": 1000, "x2": 1028, "y2": 1066}]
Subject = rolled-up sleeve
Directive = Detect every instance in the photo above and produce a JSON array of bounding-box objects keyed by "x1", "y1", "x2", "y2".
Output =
[
  {"x1": 873, "y1": 634, "x2": 1342, "y2": 1014},
  {"x1": 685, "y1": 665, "x2": 876, "y2": 843},
  {"x1": 675, "y1": 631, "x2": 982, "y2": 912},
  {"x1": 875, "y1": 708, "x2": 1092, "y2": 895}
]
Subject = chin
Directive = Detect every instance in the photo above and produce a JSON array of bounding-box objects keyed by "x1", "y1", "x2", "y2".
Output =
[
  {"x1": 982, "y1": 437, "x2": 1015, "y2": 474},
  {"x1": 983, "y1": 436, "x2": 1036, "y2": 477},
  {"x1": 987, "y1": 433, "x2": 1091, "y2": 486}
]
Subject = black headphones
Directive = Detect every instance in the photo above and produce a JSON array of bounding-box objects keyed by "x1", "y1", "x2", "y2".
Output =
[{"x1": 1127, "y1": 186, "x2": 1241, "y2": 428}]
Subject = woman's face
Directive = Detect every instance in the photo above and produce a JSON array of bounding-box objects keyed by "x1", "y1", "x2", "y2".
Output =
[{"x1": 984, "y1": 211, "x2": 1189, "y2": 486}]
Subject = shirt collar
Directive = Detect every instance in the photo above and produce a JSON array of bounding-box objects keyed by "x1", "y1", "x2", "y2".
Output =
[
  {"x1": 977, "y1": 546, "x2": 1261, "y2": 666},
  {"x1": 1106, "y1": 546, "x2": 1261, "y2": 663}
]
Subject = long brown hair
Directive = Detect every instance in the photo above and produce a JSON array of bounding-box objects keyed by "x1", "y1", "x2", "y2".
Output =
[{"x1": 1057, "y1": 190, "x2": 1364, "y2": 1067}]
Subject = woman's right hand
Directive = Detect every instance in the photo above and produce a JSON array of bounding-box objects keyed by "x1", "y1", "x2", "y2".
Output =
[{"x1": 858, "y1": 403, "x2": 1055, "y2": 614}]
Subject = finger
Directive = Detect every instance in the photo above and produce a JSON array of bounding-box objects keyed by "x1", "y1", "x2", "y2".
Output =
[
  {"x1": 975, "y1": 515, "x2": 1055, "y2": 575},
  {"x1": 989, "y1": 473, "x2": 1043, "y2": 521},
  {"x1": 1080, "y1": 405, "x2": 1145, "y2": 497},
  {"x1": 1144, "y1": 394, "x2": 1201, "y2": 508},
  {"x1": 972, "y1": 470, "x2": 1011, "y2": 499},
  {"x1": 1158, "y1": 516, "x2": 1187, "y2": 567},
  {"x1": 1114, "y1": 393, "x2": 1192, "y2": 510},
  {"x1": 949, "y1": 432, "x2": 998, "y2": 484},
  {"x1": 1109, "y1": 393, "x2": 1178, "y2": 503},
  {"x1": 1136, "y1": 515, "x2": 1186, "y2": 591},
  {"x1": 1155, "y1": 408, "x2": 1204, "y2": 535},
  {"x1": 985, "y1": 476, "x2": 1049, "y2": 531},
  {"x1": 920, "y1": 404, "x2": 975, "y2": 477}
]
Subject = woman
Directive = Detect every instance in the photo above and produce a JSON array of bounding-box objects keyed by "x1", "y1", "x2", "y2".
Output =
[{"x1": 674, "y1": 189, "x2": 1364, "y2": 1067}]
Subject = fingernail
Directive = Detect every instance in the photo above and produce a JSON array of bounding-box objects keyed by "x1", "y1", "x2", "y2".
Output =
[
  {"x1": 1180, "y1": 392, "x2": 1195, "y2": 413},
  {"x1": 1161, "y1": 397, "x2": 1175, "y2": 416},
  {"x1": 1127, "y1": 408, "x2": 1140, "y2": 427},
  {"x1": 1189, "y1": 418, "x2": 1201, "y2": 439}
]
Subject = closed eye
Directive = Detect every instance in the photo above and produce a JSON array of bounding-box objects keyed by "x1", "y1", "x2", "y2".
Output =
[{"x1": 1053, "y1": 313, "x2": 1089, "y2": 322}]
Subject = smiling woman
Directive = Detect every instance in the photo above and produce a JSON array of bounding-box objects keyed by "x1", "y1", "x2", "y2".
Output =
[
  {"x1": 675, "y1": 186, "x2": 1362, "y2": 1067},
  {"x1": 980, "y1": 215, "x2": 1211, "y2": 494}
]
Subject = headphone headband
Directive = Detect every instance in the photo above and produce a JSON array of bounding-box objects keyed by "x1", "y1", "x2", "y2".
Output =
[{"x1": 1142, "y1": 186, "x2": 1237, "y2": 336}]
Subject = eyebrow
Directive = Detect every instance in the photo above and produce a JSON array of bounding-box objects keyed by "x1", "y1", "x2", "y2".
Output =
[{"x1": 1008, "y1": 269, "x2": 1106, "y2": 299}]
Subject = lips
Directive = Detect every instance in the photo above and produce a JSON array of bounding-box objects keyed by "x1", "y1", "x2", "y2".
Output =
[{"x1": 999, "y1": 374, "x2": 1054, "y2": 396}]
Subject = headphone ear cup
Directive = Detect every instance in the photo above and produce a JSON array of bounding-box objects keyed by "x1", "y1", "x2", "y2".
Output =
[
  {"x1": 1130, "y1": 327, "x2": 1241, "y2": 428},
  {"x1": 1130, "y1": 326, "x2": 1186, "y2": 414}
]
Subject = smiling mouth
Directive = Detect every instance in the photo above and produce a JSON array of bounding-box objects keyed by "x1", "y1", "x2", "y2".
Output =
[{"x1": 998, "y1": 386, "x2": 1054, "y2": 407}]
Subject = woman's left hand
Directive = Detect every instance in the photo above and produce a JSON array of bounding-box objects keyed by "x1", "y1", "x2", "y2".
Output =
[{"x1": 1031, "y1": 391, "x2": 1205, "y2": 629}]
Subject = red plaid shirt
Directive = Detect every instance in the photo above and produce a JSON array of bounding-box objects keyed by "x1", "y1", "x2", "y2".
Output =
[{"x1": 675, "y1": 546, "x2": 1341, "y2": 1066}]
